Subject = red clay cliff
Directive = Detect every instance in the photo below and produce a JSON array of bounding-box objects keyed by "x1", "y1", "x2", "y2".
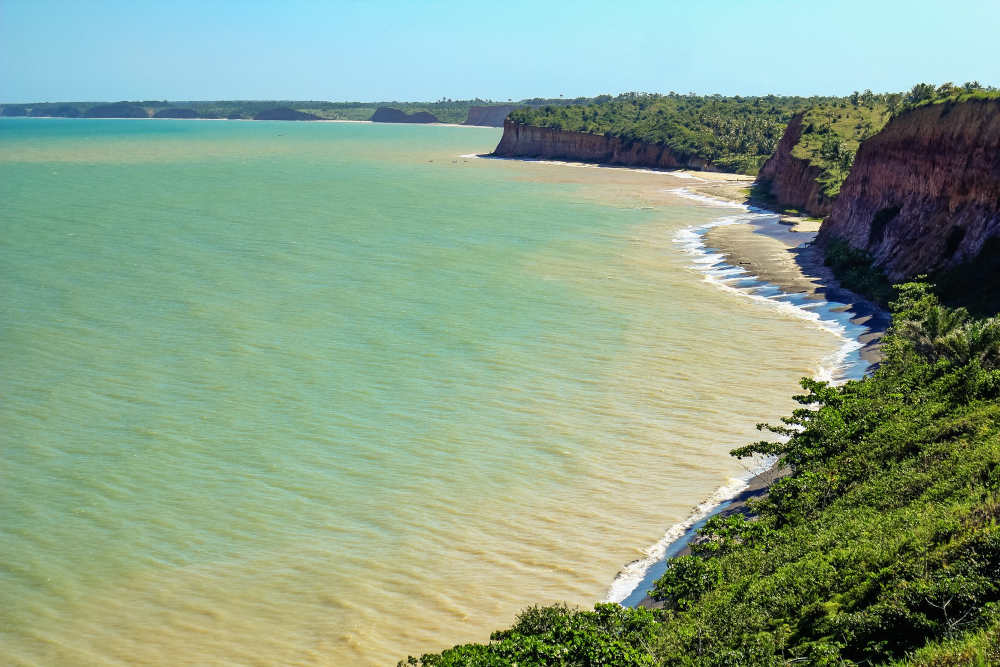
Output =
[{"x1": 817, "y1": 99, "x2": 1000, "y2": 281}]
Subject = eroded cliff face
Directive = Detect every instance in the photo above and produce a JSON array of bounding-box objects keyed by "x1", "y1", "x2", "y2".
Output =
[
  {"x1": 818, "y1": 100, "x2": 1000, "y2": 281},
  {"x1": 492, "y1": 119, "x2": 718, "y2": 171},
  {"x1": 756, "y1": 114, "x2": 833, "y2": 218}
]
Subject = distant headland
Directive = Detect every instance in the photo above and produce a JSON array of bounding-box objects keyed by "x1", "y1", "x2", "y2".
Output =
[{"x1": 0, "y1": 97, "x2": 587, "y2": 127}]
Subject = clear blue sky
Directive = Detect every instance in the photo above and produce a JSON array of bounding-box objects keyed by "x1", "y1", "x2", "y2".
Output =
[{"x1": 2, "y1": 0, "x2": 997, "y2": 103}]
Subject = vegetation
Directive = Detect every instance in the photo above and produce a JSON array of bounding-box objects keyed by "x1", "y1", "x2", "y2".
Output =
[
  {"x1": 405, "y1": 282, "x2": 1000, "y2": 665},
  {"x1": 786, "y1": 82, "x2": 997, "y2": 201},
  {"x1": 0, "y1": 97, "x2": 581, "y2": 123},
  {"x1": 894, "y1": 81, "x2": 1000, "y2": 116},
  {"x1": 253, "y1": 107, "x2": 321, "y2": 121},
  {"x1": 503, "y1": 82, "x2": 997, "y2": 189},
  {"x1": 401, "y1": 604, "x2": 663, "y2": 666},
  {"x1": 83, "y1": 102, "x2": 149, "y2": 118},
  {"x1": 791, "y1": 93, "x2": 891, "y2": 198},
  {"x1": 823, "y1": 238, "x2": 896, "y2": 306},
  {"x1": 508, "y1": 92, "x2": 829, "y2": 174}
]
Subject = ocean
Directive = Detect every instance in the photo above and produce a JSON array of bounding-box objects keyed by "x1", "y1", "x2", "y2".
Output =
[{"x1": 1, "y1": 118, "x2": 852, "y2": 664}]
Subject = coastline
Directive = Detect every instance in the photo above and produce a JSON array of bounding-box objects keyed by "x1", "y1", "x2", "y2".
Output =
[
  {"x1": 610, "y1": 172, "x2": 889, "y2": 608},
  {"x1": 462, "y1": 154, "x2": 890, "y2": 609},
  {"x1": 4, "y1": 116, "x2": 495, "y2": 127}
]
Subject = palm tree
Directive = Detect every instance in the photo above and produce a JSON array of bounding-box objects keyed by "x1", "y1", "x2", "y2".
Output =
[
  {"x1": 898, "y1": 304, "x2": 970, "y2": 361},
  {"x1": 936, "y1": 318, "x2": 1000, "y2": 370},
  {"x1": 899, "y1": 304, "x2": 1000, "y2": 369}
]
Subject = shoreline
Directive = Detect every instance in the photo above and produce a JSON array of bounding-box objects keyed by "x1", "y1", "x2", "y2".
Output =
[
  {"x1": 3, "y1": 116, "x2": 497, "y2": 128},
  {"x1": 460, "y1": 153, "x2": 889, "y2": 611},
  {"x1": 612, "y1": 177, "x2": 889, "y2": 608}
]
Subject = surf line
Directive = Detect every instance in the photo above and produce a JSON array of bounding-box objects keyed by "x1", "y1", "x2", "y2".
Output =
[{"x1": 606, "y1": 187, "x2": 873, "y2": 607}]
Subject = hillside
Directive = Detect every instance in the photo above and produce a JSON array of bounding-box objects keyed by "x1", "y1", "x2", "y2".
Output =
[
  {"x1": 499, "y1": 93, "x2": 829, "y2": 174},
  {"x1": 409, "y1": 92, "x2": 1000, "y2": 666},
  {"x1": 404, "y1": 284, "x2": 1000, "y2": 665},
  {"x1": 755, "y1": 83, "x2": 995, "y2": 217},
  {"x1": 818, "y1": 98, "x2": 1000, "y2": 282},
  {"x1": 756, "y1": 99, "x2": 891, "y2": 217}
]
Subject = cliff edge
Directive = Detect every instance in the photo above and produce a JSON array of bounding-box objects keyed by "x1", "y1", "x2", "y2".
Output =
[
  {"x1": 756, "y1": 113, "x2": 834, "y2": 218},
  {"x1": 817, "y1": 99, "x2": 1000, "y2": 281},
  {"x1": 492, "y1": 119, "x2": 716, "y2": 171}
]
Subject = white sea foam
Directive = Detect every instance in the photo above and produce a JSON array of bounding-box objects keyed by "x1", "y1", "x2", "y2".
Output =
[
  {"x1": 605, "y1": 190, "x2": 871, "y2": 605},
  {"x1": 603, "y1": 463, "x2": 768, "y2": 603}
]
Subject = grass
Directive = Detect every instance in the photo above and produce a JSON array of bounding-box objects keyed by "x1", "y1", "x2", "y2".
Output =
[{"x1": 791, "y1": 102, "x2": 891, "y2": 199}]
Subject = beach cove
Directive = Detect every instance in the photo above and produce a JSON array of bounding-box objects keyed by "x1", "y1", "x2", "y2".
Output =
[{"x1": 2, "y1": 118, "x2": 870, "y2": 664}]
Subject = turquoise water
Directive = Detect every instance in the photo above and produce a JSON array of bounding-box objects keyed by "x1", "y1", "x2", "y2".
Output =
[{"x1": 0, "y1": 119, "x2": 842, "y2": 664}]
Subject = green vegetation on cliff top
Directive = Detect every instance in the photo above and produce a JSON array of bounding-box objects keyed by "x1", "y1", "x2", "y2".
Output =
[
  {"x1": 792, "y1": 96, "x2": 890, "y2": 199},
  {"x1": 508, "y1": 92, "x2": 824, "y2": 174},
  {"x1": 406, "y1": 283, "x2": 1000, "y2": 665},
  {"x1": 504, "y1": 82, "x2": 997, "y2": 183},
  {"x1": 791, "y1": 83, "x2": 998, "y2": 199}
]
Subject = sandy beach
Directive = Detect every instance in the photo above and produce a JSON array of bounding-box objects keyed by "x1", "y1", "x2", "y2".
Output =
[{"x1": 619, "y1": 168, "x2": 891, "y2": 608}]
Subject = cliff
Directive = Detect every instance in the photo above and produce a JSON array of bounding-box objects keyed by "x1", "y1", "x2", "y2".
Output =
[
  {"x1": 756, "y1": 113, "x2": 834, "y2": 218},
  {"x1": 463, "y1": 105, "x2": 518, "y2": 127},
  {"x1": 818, "y1": 99, "x2": 1000, "y2": 281},
  {"x1": 370, "y1": 107, "x2": 439, "y2": 123},
  {"x1": 253, "y1": 108, "x2": 320, "y2": 121},
  {"x1": 492, "y1": 119, "x2": 718, "y2": 171}
]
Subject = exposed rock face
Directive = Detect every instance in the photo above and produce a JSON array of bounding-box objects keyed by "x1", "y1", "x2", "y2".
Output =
[
  {"x1": 756, "y1": 113, "x2": 833, "y2": 218},
  {"x1": 818, "y1": 100, "x2": 1000, "y2": 281},
  {"x1": 253, "y1": 108, "x2": 320, "y2": 121},
  {"x1": 463, "y1": 105, "x2": 518, "y2": 127},
  {"x1": 370, "y1": 107, "x2": 439, "y2": 123},
  {"x1": 492, "y1": 119, "x2": 717, "y2": 171},
  {"x1": 154, "y1": 107, "x2": 199, "y2": 119}
]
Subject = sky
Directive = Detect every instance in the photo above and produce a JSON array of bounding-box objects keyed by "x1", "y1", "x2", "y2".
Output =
[{"x1": 1, "y1": 0, "x2": 998, "y2": 103}]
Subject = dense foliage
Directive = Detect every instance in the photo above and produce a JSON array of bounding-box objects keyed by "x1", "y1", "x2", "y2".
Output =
[
  {"x1": 405, "y1": 283, "x2": 1000, "y2": 665},
  {"x1": 791, "y1": 95, "x2": 891, "y2": 198},
  {"x1": 894, "y1": 81, "x2": 1000, "y2": 116},
  {"x1": 784, "y1": 82, "x2": 997, "y2": 202},
  {"x1": 822, "y1": 238, "x2": 896, "y2": 306},
  {"x1": 507, "y1": 92, "x2": 827, "y2": 174},
  {"x1": 401, "y1": 604, "x2": 663, "y2": 667}
]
